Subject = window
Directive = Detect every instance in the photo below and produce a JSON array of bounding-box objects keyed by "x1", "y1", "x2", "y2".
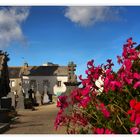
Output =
[
  {"x1": 11, "y1": 80, "x2": 15, "y2": 87},
  {"x1": 57, "y1": 81, "x2": 61, "y2": 87},
  {"x1": 24, "y1": 80, "x2": 29, "y2": 84}
]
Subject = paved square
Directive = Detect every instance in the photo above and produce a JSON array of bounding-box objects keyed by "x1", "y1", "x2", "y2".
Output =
[{"x1": 4, "y1": 103, "x2": 66, "y2": 134}]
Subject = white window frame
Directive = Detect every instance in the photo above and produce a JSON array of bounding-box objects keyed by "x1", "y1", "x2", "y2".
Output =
[
  {"x1": 11, "y1": 80, "x2": 15, "y2": 87},
  {"x1": 57, "y1": 81, "x2": 62, "y2": 87}
]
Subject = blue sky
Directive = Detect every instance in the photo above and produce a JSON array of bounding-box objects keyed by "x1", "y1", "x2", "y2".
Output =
[{"x1": 1, "y1": 6, "x2": 140, "y2": 78}]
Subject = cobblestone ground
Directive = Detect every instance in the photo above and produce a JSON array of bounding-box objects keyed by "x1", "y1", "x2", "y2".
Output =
[{"x1": 4, "y1": 103, "x2": 66, "y2": 134}]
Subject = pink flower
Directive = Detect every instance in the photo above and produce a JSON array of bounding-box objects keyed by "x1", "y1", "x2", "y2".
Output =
[
  {"x1": 133, "y1": 81, "x2": 140, "y2": 89},
  {"x1": 57, "y1": 100, "x2": 61, "y2": 107},
  {"x1": 127, "y1": 37, "x2": 136, "y2": 46},
  {"x1": 85, "y1": 70, "x2": 89, "y2": 75},
  {"x1": 128, "y1": 99, "x2": 140, "y2": 124},
  {"x1": 110, "y1": 81, "x2": 122, "y2": 91},
  {"x1": 129, "y1": 110, "x2": 136, "y2": 122},
  {"x1": 95, "y1": 128, "x2": 113, "y2": 134},
  {"x1": 125, "y1": 77, "x2": 133, "y2": 84},
  {"x1": 54, "y1": 109, "x2": 65, "y2": 130},
  {"x1": 130, "y1": 127, "x2": 139, "y2": 134},
  {"x1": 57, "y1": 95, "x2": 68, "y2": 109},
  {"x1": 128, "y1": 99, "x2": 137, "y2": 122},
  {"x1": 122, "y1": 46, "x2": 128, "y2": 58},
  {"x1": 79, "y1": 75, "x2": 83, "y2": 81},
  {"x1": 96, "y1": 128, "x2": 104, "y2": 134},
  {"x1": 105, "y1": 129, "x2": 112, "y2": 134},
  {"x1": 99, "y1": 103, "x2": 110, "y2": 118},
  {"x1": 127, "y1": 37, "x2": 133, "y2": 45},
  {"x1": 81, "y1": 87, "x2": 90, "y2": 96},
  {"x1": 130, "y1": 99, "x2": 137, "y2": 108},
  {"x1": 117, "y1": 56, "x2": 123, "y2": 64},
  {"x1": 102, "y1": 109, "x2": 110, "y2": 118},
  {"x1": 79, "y1": 75, "x2": 90, "y2": 87},
  {"x1": 133, "y1": 73, "x2": 140, "y2": 80},
  {"x1": 124, "y1": 59, "x2": 132, "y2": 71},
  {"x1": 135, "y1": 116, "x2": 140, "y2": 126},
  {"x1": 71, "y1": 89, "x2": 81, "y2": 102},
  {"x1": 134, "y1": 102, "x2": 140, "y2": 111},
  {"x1": 87, "y1": 60, "x2": 94, "y2": 67},
  {"x1": 80, "y1": 96, "x2": 90, "y2": 108}
]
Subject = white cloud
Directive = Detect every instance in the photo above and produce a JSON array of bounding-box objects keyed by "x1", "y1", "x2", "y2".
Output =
[
  {"x1": 0, "y1": 7, "x2": 30, "y2": 48},
  {"x1": 65, "y1": 6, "x2": 121, "y2": 27}
]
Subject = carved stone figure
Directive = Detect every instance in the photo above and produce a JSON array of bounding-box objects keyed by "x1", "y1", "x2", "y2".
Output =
[{"x1": 0, "y1": 51, "x2": 10, "y2": 98}]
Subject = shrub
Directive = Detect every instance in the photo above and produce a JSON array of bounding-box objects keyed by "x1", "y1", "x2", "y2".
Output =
[{"x1": 55, "y1": 38, "x2": 140, "y2": 134}]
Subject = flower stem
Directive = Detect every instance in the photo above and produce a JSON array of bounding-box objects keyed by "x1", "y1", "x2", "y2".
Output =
[
  {"x1": 74, "y1": 106, "x2": 97, "y2": 121},
  {"x1": 113, "y1": 103, "x2": 128, "y2": 115},
  {"x1": 116, "y1": 115, "x2": 129, "y2": 133}
]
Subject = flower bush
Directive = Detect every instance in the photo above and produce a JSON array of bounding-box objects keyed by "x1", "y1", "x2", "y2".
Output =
[{"x1": 54, "y1": 38, "x2": 140, "y2": 134}]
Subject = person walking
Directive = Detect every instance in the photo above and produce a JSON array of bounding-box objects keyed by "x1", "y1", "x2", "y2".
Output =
[{"x1": 28, "y1": 89, "x2": 35, "y2": 111}]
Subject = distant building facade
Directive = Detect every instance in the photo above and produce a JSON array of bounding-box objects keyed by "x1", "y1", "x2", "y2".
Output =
[{"x1": 8, "y1": 62, "x2": 68, "y2": 101}]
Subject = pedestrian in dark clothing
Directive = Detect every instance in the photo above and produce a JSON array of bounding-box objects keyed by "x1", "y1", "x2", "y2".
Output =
[{"x1": 28, "y1": 89, "x2": 35, "y2": 110}]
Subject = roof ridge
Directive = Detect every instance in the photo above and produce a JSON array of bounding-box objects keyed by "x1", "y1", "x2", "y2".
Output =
[{"x1": 9, "y1": 66, "x2": 22, "y2": 68}]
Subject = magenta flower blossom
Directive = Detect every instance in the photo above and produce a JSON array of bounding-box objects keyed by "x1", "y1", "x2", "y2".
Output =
[
  {"x1": 96, "y1": 103, "x2": 110, "y2": 118},
  {"x1": 80, "y1": 96, "x2": 90, "y2": 108},
  {"x1": 133, "y1": 73, "x2": 140, "y2": 80},
  {"x1": 128, "y1": 99, "x2": 140, "y2": 127},
  {"x1": 87, "y1": 60, "x2": 94, "y2": 67},
  {"x1": 96, "y1": 128, "x2": 104, "y2": 134},
  {"x1": 55, "y1": 38, "x2": 140, "y2": 134},
  {"x1": 124, "y1": 59, "x2": 132, "y2": 71},
  {"x1": 130, "y1": 127, "x2": 139, "y2": 134},
  {"x1": 105, "y1": 129, "x2": 113, "y2": 134},
  {"x1": 57, "y1": 95, "x2": 68, "y2": 109},
  {"x1": 81, "y1": 87, "x2": 90, "y2": 96},
  {"x1": 95, "y1": 128, "x2": 113, "y2": 134},
  {"x1": 135, "y1": 116, "x2": 140, "y2": 126},
  {"x1": 117, "y1": 56, "x2": 123, "y2": 64},
  {"x1": 133, "y1": 81, "x2": 140, "y2": 89}
]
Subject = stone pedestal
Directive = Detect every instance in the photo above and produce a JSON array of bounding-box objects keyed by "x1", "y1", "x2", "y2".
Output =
[
  {"x1": 64, "y1": 82, "x2": 81, "y2": 95},
  {"x1": 36, "y1": 91, "x2": 41, "y2": 105},
  {"x1": 7, "y1": 92, "x2": 15, "y2": 108},
  {"x1": 43, "y1": 93, "x2": 50, "y2": 104},
  {"x1": 0, "y1": 97, "x2": 11, "y2": 109},
  {"x1": 64, "y1": 61, "x2": 81, "y2": 95},
  {"x1": 0, "y1": 109, "x2": 11, "y2": 123},
  {"x1": 16, "y1": 90, "x2": 24, "y2": 109},
  {"x1": 25, "y1": 93, "x2": 29, "y2": 99}
]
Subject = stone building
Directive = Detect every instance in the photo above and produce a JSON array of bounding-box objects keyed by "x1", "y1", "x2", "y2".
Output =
[{"x1": 8, "y1": 62, "x2": 68, "y2": 108}]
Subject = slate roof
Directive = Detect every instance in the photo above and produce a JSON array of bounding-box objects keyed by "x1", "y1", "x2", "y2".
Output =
[
  {"x1": 8, "y1": 67, "x2": 21, "y2": 78},
  {"x1": 8, "y1": 65, "x2": 68, "y2": 78},
  {"x1": 28, "y1": 66, "x2": 68, "y2": 76}
]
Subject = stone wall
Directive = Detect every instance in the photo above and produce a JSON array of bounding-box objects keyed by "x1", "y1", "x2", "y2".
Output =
[{"x1": 22, "y1": 75, "x2": 68, "y2": 96}]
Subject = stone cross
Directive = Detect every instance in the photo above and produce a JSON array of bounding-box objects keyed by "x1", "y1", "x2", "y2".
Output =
[{"x1": 68, "y1": 61, "x2": 77, "y2": 83}]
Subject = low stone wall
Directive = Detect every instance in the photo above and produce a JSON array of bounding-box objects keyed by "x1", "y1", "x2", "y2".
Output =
[
  {"x1": 0, "y1": 123, "x2": 10, "y2": 134},
  {"x1": 0, "y1": 109, "x2": 11, "y2": 123}
]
